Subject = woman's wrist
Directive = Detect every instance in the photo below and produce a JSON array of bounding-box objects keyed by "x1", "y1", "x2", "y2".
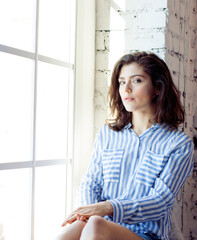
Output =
[{"x1": 98, "y1": 201, "x2": 113, "y2": 216}]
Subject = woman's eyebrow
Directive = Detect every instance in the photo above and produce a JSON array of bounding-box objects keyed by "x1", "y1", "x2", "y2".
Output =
[
  {"x1": 130, "y1": 74, "x2": 145, "y2": 78},
  {"x1": 119, "y1": 74, "x2": 145, "y2": 79}
]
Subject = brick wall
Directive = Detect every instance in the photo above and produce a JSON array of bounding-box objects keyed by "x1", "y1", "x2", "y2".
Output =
[
  {"x1": 165, "y1": 1, "x2": 197, "y2": 239},
  {"x1": 95, "y1": 0, "x2": 197, "y2": 239}
]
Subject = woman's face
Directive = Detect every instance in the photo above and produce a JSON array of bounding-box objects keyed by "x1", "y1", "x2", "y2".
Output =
[{"x1": 118, "y1": 63, "x2": 155, "y2": 114}]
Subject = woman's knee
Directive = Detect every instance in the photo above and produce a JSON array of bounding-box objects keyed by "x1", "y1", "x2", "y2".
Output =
[
  {"x1": 87, "y1": 215, "x2": 106, "y2": 231},
  {"x1": 54, "y1": 220, "x2": 86, "y2": 240},
  {"x1": 88, "y1": 215, "x2": 105, "y2": 224},
  {"x1": 80, "y1": 216, "x2": 108, "y2": 239}
]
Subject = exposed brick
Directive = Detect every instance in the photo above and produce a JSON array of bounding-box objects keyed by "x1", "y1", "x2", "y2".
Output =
[
  {"x1": 125, "y1": 0, "x2": 167, "y2": 10},
  {"x1": 138, "y1": 11, "x2": 167, "y2": 28}
]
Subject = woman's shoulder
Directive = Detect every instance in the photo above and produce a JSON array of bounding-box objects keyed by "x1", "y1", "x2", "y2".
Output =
[
  {"x1": 96, "y1": 124, "x2": 117, "y2": 136},
  {"x1": 95, "y1": 124, "x2": 126, "y2": 143},
  {"x1": 160, "y1": 123, "x2": 193, "y2": 147},
  {"x1": 161, "y1": 123, "x2": 190, "y2": 137}
]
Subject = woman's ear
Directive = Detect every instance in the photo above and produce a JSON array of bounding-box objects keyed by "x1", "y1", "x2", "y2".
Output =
[
  {"x1": 152, "y1": 88, "x2": 160, "y2": 102},
  {"x1": 154, "y1": 88, "x2": 159, "y2": 95}
]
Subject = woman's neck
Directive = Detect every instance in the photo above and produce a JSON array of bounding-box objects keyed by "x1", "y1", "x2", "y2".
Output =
[{"x1": 131, "y1": 112, "x2": 155, "y2": 136}]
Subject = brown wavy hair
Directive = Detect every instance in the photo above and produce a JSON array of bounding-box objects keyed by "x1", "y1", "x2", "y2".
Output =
[{"x1": 107, "y1": 51, "x2": 185, "y2": 131}]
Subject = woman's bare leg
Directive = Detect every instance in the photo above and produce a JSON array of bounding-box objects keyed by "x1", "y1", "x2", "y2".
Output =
[
  {"x1": 54, "y1": 220, "x2": 86, "y2": 240},
  {"x1": 80, "y1": 216, "x2": 143, "y2": 240}
]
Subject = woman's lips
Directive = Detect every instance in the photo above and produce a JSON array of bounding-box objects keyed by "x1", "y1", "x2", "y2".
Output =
[{"x1": 124, "y1": 97, "x2": 134, "y2": 102}]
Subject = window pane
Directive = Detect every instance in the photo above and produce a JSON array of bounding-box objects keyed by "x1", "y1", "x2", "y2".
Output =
[
  {"x1": 39, "y1": 0, "x2": 73, "y2": 62},
  {"x1": 0, "y1": 53, "x2": 34, "y2": 163},
  {"x1": 36, "y1": 62, "x2": 70, "y2": 160},
  {"x1": 0, "y1": 169, "x2": 32, "y2": 240},
  {"x1": 34, "y1": 165, "x2": 67, "y2": 240},
  {"x1": 0, "y1": 0, "x2": 36, "y2": 52}
]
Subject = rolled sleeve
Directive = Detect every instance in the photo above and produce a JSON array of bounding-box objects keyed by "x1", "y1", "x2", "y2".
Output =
[{"x1": 107, "y1": 199, "x2": 124, "y2": 223}]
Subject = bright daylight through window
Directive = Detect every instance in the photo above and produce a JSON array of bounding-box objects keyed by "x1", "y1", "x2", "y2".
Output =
[{"x1": 0, "y1": 0, "x2": 76, "y2": 239}]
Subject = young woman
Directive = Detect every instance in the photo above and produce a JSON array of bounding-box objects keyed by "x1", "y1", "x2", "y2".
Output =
[{"x1": 55, "y1": 52, "x2": 194, "y2": 240}]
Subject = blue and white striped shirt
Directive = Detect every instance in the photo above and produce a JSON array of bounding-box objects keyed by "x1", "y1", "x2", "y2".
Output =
[{"x1": 78, "y1": 123, "x2": 194, "y2": 240}]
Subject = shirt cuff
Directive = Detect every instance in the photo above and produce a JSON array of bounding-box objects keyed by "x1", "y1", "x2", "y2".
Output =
[{"x1": 107, "y1": 199, "x2": 124, "y2": 223}]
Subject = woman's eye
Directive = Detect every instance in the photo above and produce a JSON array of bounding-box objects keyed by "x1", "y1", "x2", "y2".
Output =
[
  {"x1": 133, "y1": 78, "x2": 142, "y2": 84},
  {"x1": 119, "y1": 81, "x2": 125, "y2": 85}
]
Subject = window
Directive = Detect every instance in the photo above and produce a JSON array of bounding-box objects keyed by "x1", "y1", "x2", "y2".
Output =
[{"x1": 0, "y1": 0, "x2": 76, "y2": 239}]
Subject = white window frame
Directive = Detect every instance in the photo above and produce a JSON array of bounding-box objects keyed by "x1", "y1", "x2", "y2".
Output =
[
  {"x1": 0, "y1": 0, "x2": 76, "y2": 239},
  {"x1": 0, "y1": 0, "x2": 96, "y2": 237},
  {"x1": 72, "y1": 0, "x2": 96, "y2": 203}
]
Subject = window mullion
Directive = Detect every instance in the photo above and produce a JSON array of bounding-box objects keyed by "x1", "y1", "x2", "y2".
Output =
[
  {"x1": 31, "y1": 0, "x2": 40, "y2": 239},
  {"x1": 0, "y1": 44, "x2": 74, "y2": 69}
]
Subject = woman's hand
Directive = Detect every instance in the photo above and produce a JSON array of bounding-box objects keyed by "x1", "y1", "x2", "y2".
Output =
[
  {"x1": 61, "y1": 201, "x2": 113, "y2": 227},
  {"x1": 77, "y1": 214, "x2": 88, "y2": 222}
]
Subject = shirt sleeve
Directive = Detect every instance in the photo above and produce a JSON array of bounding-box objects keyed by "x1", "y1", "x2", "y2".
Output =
[
  {"x1": 108, "y1": 139, "x2": 194, "y2": 224},
  {"x1": 77, "y1": 131, "x2": 103, "y2": 206}
]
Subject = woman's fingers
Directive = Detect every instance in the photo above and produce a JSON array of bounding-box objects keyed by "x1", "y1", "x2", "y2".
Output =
[
  {"x1": 61, "y1": 215, "x2": 77, "y2": 227},
  {"x1": 61, "y1": 203, "x2": 107, "y2": 227},
  {"x1": 80, "y1": 216, "x2": 87, "y2": 222},
  {"x1": 77, "y1": 214, "x2": 88, "y2": 222},
  {"x1": 61, "y1": 213, "x2": 89, "y2": 227}
]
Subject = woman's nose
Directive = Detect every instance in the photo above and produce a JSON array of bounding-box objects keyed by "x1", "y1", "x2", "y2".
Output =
[{"x1": 125, "y1": 83, "x2": 132, "y2": 92}]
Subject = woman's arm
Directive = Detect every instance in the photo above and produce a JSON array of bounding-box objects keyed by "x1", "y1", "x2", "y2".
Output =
[
  {"x1": 77, "y1": 132, "x2": 104, "y2": 206},
  {"x1": 108, "y1": 140, "x2": 194, "y2": 224},
  {"x1": 61, "y1": 130, "x2": 106, "y2": 227}
]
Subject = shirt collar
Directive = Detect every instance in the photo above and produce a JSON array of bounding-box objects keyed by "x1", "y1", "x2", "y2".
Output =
[
  {"x1": 124, "y1": 123, "x2": 132, "y2": 129},
  {"x1": 124, "y1": 122, "x2": 162, "y2": 131},
  {"x1": 150, "y1": 123, "x2": 160, "y2": 130}
]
